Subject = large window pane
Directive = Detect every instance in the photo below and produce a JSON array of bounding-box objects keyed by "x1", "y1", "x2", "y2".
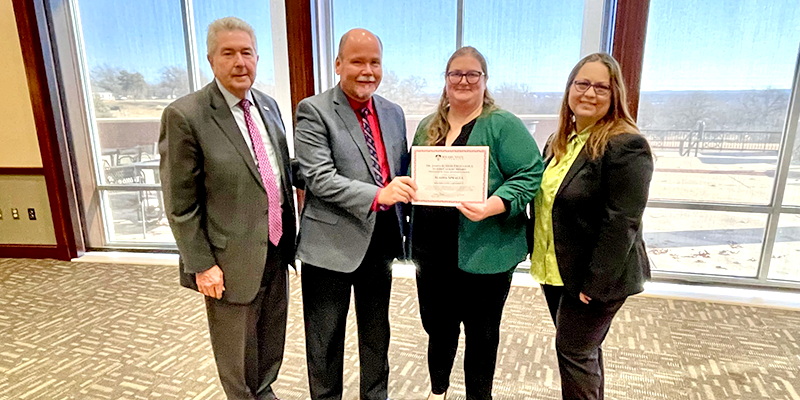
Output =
[
  {"x1": 103, "y1": 189, "x2": 172, "y2": 243},
  {"x1": 463, "y1": 0, "x2": 584, "y2": 147},
  {"x1": 768, "y1": 213, "x2": 800, "y2": 282},
  {"x1": 193, "y1": 1, "x2": 277, "y2": 97},
  {"x1": 78, "y1": 0, "x2": 188, "y2": 120},
  {"x1": 644, "y1": 208, "x2": 766, "y2": 277},
  {"x1": 333, "y1": 0, "x2": 457, "y2": 136},
  {"x1": 639, "y1": 0, "x2": 800, "y2": 204},
  {"x1": 69, "y1": 0, "x2": 289, "y2": 247},
  {"x1": 77, "y1": 0, "x2": 185, "y2": 182},
  {"x1": 75, "y1": 0, "x2": 186, "y2": 245}
]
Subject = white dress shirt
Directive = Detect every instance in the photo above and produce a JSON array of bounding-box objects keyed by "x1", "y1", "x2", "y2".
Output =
[{"x1": 216, "y1": 79, "x2": 284, "y2": 204}]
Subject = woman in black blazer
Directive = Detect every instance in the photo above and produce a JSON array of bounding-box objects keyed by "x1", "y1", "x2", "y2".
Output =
[{"x1": 529, "y1": 53, "x2": 654, "y2": 400}]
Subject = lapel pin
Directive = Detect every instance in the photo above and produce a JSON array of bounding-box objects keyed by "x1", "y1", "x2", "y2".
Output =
[{"x1": 263, "y1": 106, "x2": 270, "y2": 111}]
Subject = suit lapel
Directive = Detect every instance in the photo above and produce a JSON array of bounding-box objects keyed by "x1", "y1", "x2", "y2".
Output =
[
  {"x1": 556, "y1": 148, "x2": 588, "y2": 198},
  {"x1": 333, "y1": 86, "x2": 374, "y2": 172},
  {"x1": 207, "y1": 83, "x2": 264, "y2": 191},
  {"x1": 373, "y1": 95, "x2": 397, "y2": 179},
  {"x1": 252, "y1": 93, "x2": 292, "y2": 201}
]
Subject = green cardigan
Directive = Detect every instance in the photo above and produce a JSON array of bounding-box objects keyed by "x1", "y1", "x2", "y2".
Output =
[{"x1": 410, "y1": 109, "x2": 544, "y2": 274}]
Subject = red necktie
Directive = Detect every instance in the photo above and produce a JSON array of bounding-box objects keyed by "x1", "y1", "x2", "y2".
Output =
[{"x1": 359, "y1": 107, "x2": 390, "y2": 212}]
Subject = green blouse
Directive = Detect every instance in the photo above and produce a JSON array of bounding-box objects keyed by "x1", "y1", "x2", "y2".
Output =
[
  {"x1": 411, "y1": 109, "x2": 544, "y2": 274},
  {"x1": 530, "y1": 130, "x2": 590, "y2": 285}
]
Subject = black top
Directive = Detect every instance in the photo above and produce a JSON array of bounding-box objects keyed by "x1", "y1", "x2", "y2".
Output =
[{"x1": 410, "y1": 118, "x2": 477, "y2": 264}]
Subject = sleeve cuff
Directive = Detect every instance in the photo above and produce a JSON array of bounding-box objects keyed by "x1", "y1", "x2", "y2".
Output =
[
  {"x1": 501, "y1": 198, "x2": 511, "y2": 218},
  {"x1": 371, "y1": 188, "x2": 382, "y2": 212}
]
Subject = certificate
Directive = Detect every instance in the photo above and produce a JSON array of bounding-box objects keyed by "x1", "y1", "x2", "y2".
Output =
[{"x1": 411, "y1": 146, "x2": 489, "y2": 207}]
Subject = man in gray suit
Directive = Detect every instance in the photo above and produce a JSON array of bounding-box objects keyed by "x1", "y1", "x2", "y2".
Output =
[
  {"x1": 159, "y1": 17, "x2": 295, "y2": 400},
  {"x1": 294, "y1": 29, "x2": 416, "y2": 400}
]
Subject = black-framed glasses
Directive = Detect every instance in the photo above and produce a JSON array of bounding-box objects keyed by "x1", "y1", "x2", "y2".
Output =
[
  {"x1": 572, "y1": 80, "x2": 612, "y2": 97},
  {"x1": 446, "y1": 70, "x2": 484, "y2": 84}
]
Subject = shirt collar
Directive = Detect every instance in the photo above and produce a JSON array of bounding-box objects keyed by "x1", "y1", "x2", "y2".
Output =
[
  {"x1": 346, "y1": 94, "x2": 374, "y2": 114},
  {"x1": 215, "y1": 78, "x2": 254, "y2": 109},
  {"x1": 569, "y1": 127, "x2": 591, "y2": 142}
]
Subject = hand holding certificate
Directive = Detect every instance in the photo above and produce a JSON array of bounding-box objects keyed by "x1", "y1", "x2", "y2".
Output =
[{"x1": 411, "y1": 146, "x2": 489, "y2": 207}]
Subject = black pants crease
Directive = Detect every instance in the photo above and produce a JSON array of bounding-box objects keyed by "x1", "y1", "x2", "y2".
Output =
[{"x1": 541, "y1": 284, "x2": 626, "y2": 400}]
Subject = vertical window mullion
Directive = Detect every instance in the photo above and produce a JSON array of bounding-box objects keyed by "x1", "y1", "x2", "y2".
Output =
[
  {"x1": 757, "y1": 44, "x2": 800, "y2": 282},
  {"x1": 580, "y1": 0, "x2": 607, "y2": 56},
  {"x1": 269, "y1": 0, "x2": 295, "y2": 153},
  {"x1": 313, "y1": 0, "x2": 335, "y2": 92},
  {"x1": 456, "y1": 0, "x2": 464, "y2": 49},
  {"x1": 181, "y1": 0, "x2": 201, "y2": 92}
]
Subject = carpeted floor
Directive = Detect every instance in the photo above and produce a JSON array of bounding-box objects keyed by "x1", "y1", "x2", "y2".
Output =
[{"x1": 0, "y1": 258, "x2": 799, "y2": 400}]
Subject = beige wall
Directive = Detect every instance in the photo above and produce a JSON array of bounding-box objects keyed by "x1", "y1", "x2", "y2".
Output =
[
  {"x1": 0, "y1": 175, "x2": 56, "y2": 244},
  {"x1": 0, "y1": 0, "x2": 41, "y2": 168},
  {"x1": 0, "y1": 0, "x2": 57, "y2": 246}
]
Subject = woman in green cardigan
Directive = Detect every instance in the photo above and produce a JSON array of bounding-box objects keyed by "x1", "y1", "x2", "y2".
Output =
[{"x1": 409, "y1": 46, "x2": 543, "y2": 400}]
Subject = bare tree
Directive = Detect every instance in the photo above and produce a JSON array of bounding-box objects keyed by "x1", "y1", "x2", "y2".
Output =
[
  {"x1": 157, "y1": 66, "x2": 190, "y2": 99},
  {"x1": 377, "y1": 70, "x2": 434, "y2": 114},
  {"x1": 734, "y1": 88, "x2": 789, "y2": 130},
  {"x1": 90, "y1": 64, "x2": 123, "y2": 95},
  {"x1": 116, "y1": 70, "x2": 149, "y2": 99}
]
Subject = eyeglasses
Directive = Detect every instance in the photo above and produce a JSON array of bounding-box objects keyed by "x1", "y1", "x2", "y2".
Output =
[
  {"x1": 572, "y1": 80, "x2": 612, "y2": 97},
  {"x1": 446, "y1": 70, "x2": 484, "y2": 84}
]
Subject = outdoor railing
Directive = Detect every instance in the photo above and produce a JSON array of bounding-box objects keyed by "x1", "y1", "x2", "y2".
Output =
[{"x1": 640, "y1": 127, "x2": 783, "y2": 156}]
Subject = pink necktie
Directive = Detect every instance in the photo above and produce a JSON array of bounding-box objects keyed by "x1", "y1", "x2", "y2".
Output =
[{"x1": 240, "y1": 99, "x2": 282, "y2": 246}]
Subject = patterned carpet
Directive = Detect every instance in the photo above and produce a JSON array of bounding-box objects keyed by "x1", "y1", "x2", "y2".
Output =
[{"x1": 0, "y1": 258, "x2": 799, "y2": 400}]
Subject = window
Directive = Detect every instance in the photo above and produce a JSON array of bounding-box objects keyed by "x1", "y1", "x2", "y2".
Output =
[
  {"x1": 194, "y1": 0, "x2": 278, "y2": 97},
  {"x1": 332, "y1": 0, "x2": 457, "y2": 138},
  {"x1": 328, "y1": 0, "x2": 605, "y2": 149},
  {"x1": 463, "y1": 0, "x2": 587, "y2": 146},
  {"x1": 639, "y1": 0, "x2": 800, "y2": 205},
  {"x1": 768, "y1": 213, "x2": 800, "y2": 282},
  {"x1": 639, "y1": 0, "x2": 800, "y2": 282},
  {"x1": 782, "y1": 123, "x2": 800, "y2": 207},
  {"x1": 76, "y1": 0, "x2": 186, "y2": 243},
  {"x1": 55, "y1": 0, "x2": 291, "y2": 247},
  {"x1": 644, "y1": 208, "x2": 766, "y2": 278}
]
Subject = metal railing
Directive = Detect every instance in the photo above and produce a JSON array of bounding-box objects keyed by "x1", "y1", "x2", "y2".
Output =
[{"x1": 640, "y1": 122, "x2": 783, "y2": 156}]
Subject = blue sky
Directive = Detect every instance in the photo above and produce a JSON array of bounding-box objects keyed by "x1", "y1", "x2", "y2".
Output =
[
  {"x1": 77, "y1": 0, "x2": 800, "y2": 93},
  {"x1": 641, "y1": 0, "x2": 800, "y2": 91},
  {"x1": 76, "y1": 0, "x2": 276, "y2": 86}
]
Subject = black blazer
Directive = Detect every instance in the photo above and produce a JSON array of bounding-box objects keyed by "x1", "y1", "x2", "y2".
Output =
[{"x1": 531, "y1": 133, "x2": 654, "y2": 303}]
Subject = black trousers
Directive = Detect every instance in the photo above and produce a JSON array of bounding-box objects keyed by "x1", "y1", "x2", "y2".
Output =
[
  {"x1": 415, "y1": 257, "x2": 513, "y2": 400},
  {"x1": 541, "y1": 285, "x2": 625, "y2": 400},
  {"x1": 204, "y1": 240, "x2": 289, "y2": 400},
  {"x1": 301, "y1": 211, "x2": 399, "y2": 400}
]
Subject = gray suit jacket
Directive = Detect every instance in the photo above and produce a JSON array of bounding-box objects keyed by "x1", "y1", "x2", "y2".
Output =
[
  {"x1": 294, "y1": 85, "x2": 407, "y2": 272},
  {"x1": 159, "y1": 82, "x2": 296, "y2": 304}
]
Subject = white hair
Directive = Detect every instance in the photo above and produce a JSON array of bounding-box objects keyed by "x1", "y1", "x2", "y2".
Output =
[{"x1": 207, "y1": 17, "x2": 257, "y2": 56}]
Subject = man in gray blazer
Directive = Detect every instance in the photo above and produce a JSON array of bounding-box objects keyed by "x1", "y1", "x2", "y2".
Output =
[
  {"x1": 159, "y1": 17, "x2": 295, "y2": 400},
  {"x1": 294, "y1": 29, "x2": 416, "y2": 400}
]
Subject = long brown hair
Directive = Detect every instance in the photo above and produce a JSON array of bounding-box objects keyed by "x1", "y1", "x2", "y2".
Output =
[
  {"x1": 424, "y1": 46, "x2": 498, "y2": 146},
  {"x1": 549, "y1": 53, "x2": 639, "y2": 162}
]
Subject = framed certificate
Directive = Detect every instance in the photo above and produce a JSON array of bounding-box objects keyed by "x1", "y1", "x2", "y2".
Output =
[{"x1": 411, "y1": 146, "x2": 489, "y2": 207}]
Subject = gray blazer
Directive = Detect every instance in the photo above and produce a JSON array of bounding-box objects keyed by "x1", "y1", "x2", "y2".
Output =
[
  {"x1": 159, "y1": 82, "x2": 296, "y2": 304},
  {"x1": 294, "y1": 85, "x2": 407, "y2": 272}
]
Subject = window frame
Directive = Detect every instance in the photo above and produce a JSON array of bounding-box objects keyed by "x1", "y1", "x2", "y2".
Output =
[{"x1": 47, "y1": 0, "x2": 293, "y2": 249}]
